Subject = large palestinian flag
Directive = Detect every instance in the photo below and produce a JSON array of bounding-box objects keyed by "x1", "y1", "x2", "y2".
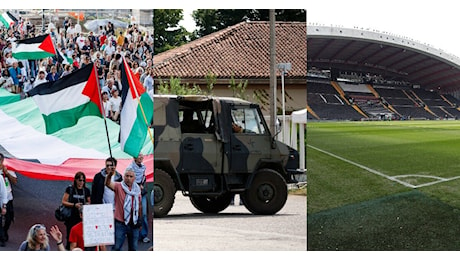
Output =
[
  {"x1": 120, "y1": 57, "x2": 154, "y2": 157},
  {"x1": 12, "y1": 34, "x2": 56, "y2": 60},
  {"x1": 0, "y1": 11, "x2": 17, "y2": 29},
  {"x1": 0, "y1": 88, "x2": 153, "y2": 181},
  {"x1": 28, "y1": 63, "x2": 102, "y2": 134}
]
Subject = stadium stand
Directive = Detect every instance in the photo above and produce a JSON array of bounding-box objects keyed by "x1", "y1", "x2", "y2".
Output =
[
  {"x1": 307, "y1": 80, "x2": 363, "y2": 120},
  {"x1": 307, "y1": 79, "x2": 460, "y2": 120},
  {"x1": 307, "y1": 24, "x2": 460, "y2": 121}
]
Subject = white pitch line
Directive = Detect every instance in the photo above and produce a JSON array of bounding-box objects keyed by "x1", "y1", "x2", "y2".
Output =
[
  {"x1": 308, "y1": 144, "x2": 415, "y2": 188},
  {"x1": 308, "y1": 144, "x2": 460, "y2": 189},
  {"x1": 406, "y1": 176, "x2": 460, "y2": 188}
]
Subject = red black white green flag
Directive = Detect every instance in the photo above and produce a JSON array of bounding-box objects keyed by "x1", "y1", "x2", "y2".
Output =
[
  {"x1": 12, "y1": 34, "x2": 57, "y2": 60},
  {"x1": 27, "y1": 63, "x2": 102, "y2": 134},
  {"x1": 0, "y1": 11, "x2": 17, "y2": 29},
  {"x1": 119, "y1": 57, "x2": 154, "y2": 157}
]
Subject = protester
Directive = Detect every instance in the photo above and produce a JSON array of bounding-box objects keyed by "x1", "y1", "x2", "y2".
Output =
[
  {"x1": 8, "y1": 61, "x2": 22, "y2": 94},
  {"x1": 0, "y1": 158, "x2": 7, "y2": 247},
  {"x1": 91, "y1": 157, "x2": 122, "y2": 208},
  {"x1": 101, "y1": 78, "x2": 115, "y2": 97},
  {"x1": 0, "y1": 16, "x2": 155, "y2": 99},
  {"x1": 61, "y1": 171, "x2": 91, "y2": 250},
  {"x1": 0, "y1": 153, "x2": 17, "y2": 247},
  {"x1": 18, "y1": 224, "x2": 50, "y2": 251},
  {"x1": 105, "y1": 167, "x2": 142, "y2": 251},
  {"x1": 95, "y1": 56, "x2": 105, "y2": 87},
  {"x1": 45, "y1": 65, "x2": 59, "y2": 81},
  {"x1": 142, "y1": 67, "x2": 153, "y2": 92},
  {"x1": 101, "y1": 90, "x2": 111, "y2": 118},
  {"x1": 33, "y1": 70, "x2": 47, "y2": 87},
  {"x1": 128, "y1": 153, "x2": 150, "y2": 243},
  {"x1": 60, "y1": 64, "x2": 73, "y2": 78},
  {"x1": 109, "y1": 88, "x2": 121, "y2": 123}
]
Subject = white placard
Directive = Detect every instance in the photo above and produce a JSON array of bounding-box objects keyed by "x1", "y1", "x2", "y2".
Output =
[{"x1": 83, "y1": 204, "x2": 114, "y2": 247}]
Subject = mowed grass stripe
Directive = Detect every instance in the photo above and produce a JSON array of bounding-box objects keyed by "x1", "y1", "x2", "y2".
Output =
[
  {"x1": 307, "y1": 120, "x2": 460, "y2": 178},
  {"x1": 307, "y1": 120, "x2": 460, "y2": 250},
  {"x1": 308, "y1": 144, "x2": 414, "y2": 188},
  {"x1": 307, "y1": 144, "x2": 410, "y2": 214},
  {"x1": 308, "y1": 190, "x2": 460, "y2": 250}
]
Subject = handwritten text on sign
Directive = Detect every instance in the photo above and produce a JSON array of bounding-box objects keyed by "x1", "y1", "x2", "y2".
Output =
[{"x1": 83, "y1": 204, "x2": 114, "y2": 247}]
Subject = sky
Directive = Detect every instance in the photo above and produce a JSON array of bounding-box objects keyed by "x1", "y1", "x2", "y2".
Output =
[
  {"x1": 167, "y1": 1, "x2": 460, "y2": 59},
  {"x1": 180, "y1": 9, "x2": 196, "y2": 32},
  {"x1": 306, "y1": 0, "x2": 460, "y2": 58}
]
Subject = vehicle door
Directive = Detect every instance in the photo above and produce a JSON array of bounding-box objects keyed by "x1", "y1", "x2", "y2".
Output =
[
  {"x1": 178, "y1": 107, "x2": 220, "y2": 175},
  {"x1": 228, "y1": 105, "x2": 272, "y2": 174}
]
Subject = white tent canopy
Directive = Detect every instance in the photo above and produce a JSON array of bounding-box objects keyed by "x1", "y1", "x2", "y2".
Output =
[{"x1": 291, "y1": 108, "x2": 307, "y2": 124}]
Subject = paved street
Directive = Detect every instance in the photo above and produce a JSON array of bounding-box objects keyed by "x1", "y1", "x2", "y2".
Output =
[{"x1": 153, "y1": 192, "x2": 307, "y2": 251}]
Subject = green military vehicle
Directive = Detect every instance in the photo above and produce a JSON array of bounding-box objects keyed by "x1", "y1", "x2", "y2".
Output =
[{"x1": 152, "y1": 95, "x2": 303, "y2": 217}]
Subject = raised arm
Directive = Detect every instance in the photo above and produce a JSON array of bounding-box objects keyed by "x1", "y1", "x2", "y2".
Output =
[
  {"x1": 49, "y1": 225, "x2": 66, "y2": 251},
  {"x1": 105, "y1": 169, "x2": 115, "y2": 191}
]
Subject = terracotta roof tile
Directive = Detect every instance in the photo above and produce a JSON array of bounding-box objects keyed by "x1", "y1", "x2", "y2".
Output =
[{"x1": 152, "y1": 21, "x2": 306, "y2": 80}]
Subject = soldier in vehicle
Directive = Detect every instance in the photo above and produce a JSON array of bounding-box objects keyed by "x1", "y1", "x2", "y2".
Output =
[
  {"x1": 232, "y1": 121, "x2": 254, "y2": 133},
  {"x1": 232, "y1": 122, "x2": 243, "y2": 133}
]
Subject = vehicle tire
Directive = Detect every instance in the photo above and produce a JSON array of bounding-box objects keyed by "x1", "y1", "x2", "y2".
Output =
[
  {"x1": 241, "y1": 169, "x2": 287, "y2": 215},
  {"x1": 153, "y1": 169, "x2": 176, "y2": 218},
  {"x1": 190, "y1": 193, "x2": 233, "y2": 214}
]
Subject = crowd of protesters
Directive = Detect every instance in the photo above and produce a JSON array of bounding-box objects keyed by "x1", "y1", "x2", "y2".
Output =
[
  {"x1": 0, "y1": 16, "x2": 154, "y2": 251},
  {"x1": 0, "y1": 16, "x2": 155, "y2": 124},
  {"x1": 16, "y1": 154, "x2": 150, "y2": 251}
]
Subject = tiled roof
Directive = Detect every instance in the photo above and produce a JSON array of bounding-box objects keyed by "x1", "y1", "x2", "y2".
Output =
[{"x1": 152, "y1": 21, "x2": 306, "y2": 80}]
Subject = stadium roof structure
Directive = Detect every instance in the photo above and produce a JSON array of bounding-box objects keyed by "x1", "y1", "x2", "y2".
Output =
[{"x1": 307, "y1": 24, "x2": 460, "y2": 94}]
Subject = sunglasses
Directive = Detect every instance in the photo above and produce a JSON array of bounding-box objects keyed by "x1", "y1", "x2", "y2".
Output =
[
  {"x1": 77, "y1": 178, "x2": 85, "y2": 182},
  {"x1": 33, "y1": 224, "x2": 46, "y2": 232},
  {"x1": 106, "y1": 164, "x2": 114, "y2": 167}
]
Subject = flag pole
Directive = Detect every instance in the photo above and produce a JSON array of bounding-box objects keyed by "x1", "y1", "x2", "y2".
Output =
[
  {"x1": 93, "y1": 62, "x2": 113, "y2": 158},
  {"x1": 122, "y1": 57, "x2": 154, "y2": 145}
]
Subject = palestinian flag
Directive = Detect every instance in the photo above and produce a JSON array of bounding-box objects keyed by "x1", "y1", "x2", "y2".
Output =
[
  {"x1": 0, "y1": 11, "x2": 17, "y2": 29},
  {"x1": 12, "y1": 34, "x2": 56, "y2": 60},
  {"x1": 0, "y1": 88, "x2": 153, "y2": 181},
  {"x1": 28, "y1": 63, "x2": 102, "y2": 134},
  {"x1": 56, "y1": 48, "x2": 72, "y2": 65},
  {"x1": 120, "y1": 57, "x2": 153, "y2": 157}
]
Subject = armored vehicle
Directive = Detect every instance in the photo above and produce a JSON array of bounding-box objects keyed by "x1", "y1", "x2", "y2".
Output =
[{"x1": 153, "y1": 95, "x2": 303, "y2": 217}]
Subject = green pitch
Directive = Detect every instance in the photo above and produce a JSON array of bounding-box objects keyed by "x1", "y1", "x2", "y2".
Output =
[{"x1": 307, "y1": 120, "x2": 460, "y2": 250}]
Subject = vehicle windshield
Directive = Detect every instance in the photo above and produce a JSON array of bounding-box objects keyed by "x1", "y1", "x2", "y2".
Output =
[{"x1": 231, "y1": 107, "x2": 266, "y2": 134}]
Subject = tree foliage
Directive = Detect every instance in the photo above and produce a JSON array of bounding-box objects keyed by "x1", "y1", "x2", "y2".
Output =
[
  {"x1": 204, "y1": 72, "x2": 216, "y2": 96},
  {"x1": 192, "y1": 9, "x2": 306, "y2": 37},
  {"x1": 157, "y1": 77, "x2": 202, "y2": 95},
  {"x1": 228, "y1": 74, "x2": 248, "y2": 100},
  {"x1": 157, "y1": 75, "x2": 248, "y2": 100},
  {"x1": 153, "y1": 9, "x2": 192, "y2": 54}
]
